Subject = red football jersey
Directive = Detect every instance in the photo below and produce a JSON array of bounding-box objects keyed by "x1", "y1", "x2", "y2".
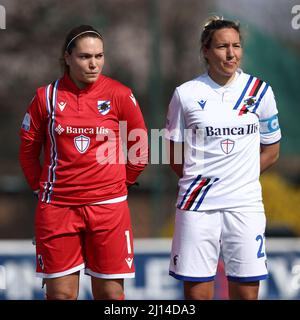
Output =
[{"x1": 19, "y1": 73, "x2": 148, "y2": 205}]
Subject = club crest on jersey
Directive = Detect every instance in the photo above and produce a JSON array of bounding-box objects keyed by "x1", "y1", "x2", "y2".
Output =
[
  {"x1": 97, "y1": 100, "x2": 111, "y2": 115},
  {"x1": 244, "y1": 96, "x2": 257, "y2": 107},
  {"x1": 74, "y1": 135, "x2": 90, "y2": 153},
  {"x1": 220, "y1": 139, "x2": 235, "y2": 154},
  {"x1": 239, "y1": 96, "x2": 257, "y2": 115}
]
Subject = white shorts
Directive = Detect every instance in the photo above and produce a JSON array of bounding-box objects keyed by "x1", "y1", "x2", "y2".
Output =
[{"x1": 169, "y1": 208, "x2": 268, "y2": 282}]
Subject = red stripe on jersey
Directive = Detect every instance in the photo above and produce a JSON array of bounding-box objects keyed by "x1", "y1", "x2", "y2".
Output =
[
  {"x1": 183, "y1": 178, "x2": 208, "y2": 210},
  {"x1": 238, "y1": 78, "x2": 261, "y2": 115},
  {"x1": 249, "y1": 78, "x2": 261, "y2": 96}
]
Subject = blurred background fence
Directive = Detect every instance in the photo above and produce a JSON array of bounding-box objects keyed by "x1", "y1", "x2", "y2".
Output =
[{"x1": 0, "y1": 0, "x2": 299, "y2": 299}]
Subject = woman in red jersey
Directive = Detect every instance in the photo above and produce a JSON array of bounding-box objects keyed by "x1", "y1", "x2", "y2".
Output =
[{"x1": 19, "y1": 25, "x2": 148, "y2": 300}]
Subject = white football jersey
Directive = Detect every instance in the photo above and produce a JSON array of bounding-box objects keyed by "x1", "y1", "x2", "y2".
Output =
[{"x1": 165, "y1": 70, "x2": 281, "y2": 212}]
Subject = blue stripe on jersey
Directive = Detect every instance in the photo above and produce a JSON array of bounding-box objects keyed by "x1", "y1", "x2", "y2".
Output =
[
  {"x1": 252, "y1": 83, "x2": 269, "y2": 113},
  {"x1": 233, "y1": 75, "x2": 254, "y2": 110},
  {"x1": 45, "y1": 85, "x2": 52, "y2": 116},
  {"x1": 178, "y1": 175, "x2": 202, "y2": 209},
  {"x1": 42, "y1": 84, "x2": 54, "y2": 202},
  {"x1": 47, "y1": 80, "x2": 59, "y2": 203},
  {"x1": 43, "y1": 80, "x2": 59, "y2": 203},
  {"x1": 193, "y1": 178, "x2": 220, "y2": 210}
]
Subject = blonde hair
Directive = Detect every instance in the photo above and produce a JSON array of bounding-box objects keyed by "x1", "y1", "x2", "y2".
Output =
[
  {"x1": 201, "y1": 15, "x2": 241, "y2": 49},
  {"x1": 203, "y1": 15, "x2": 224, "y2": 30}
]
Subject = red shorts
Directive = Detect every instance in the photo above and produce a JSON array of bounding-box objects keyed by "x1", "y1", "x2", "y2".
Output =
[{"x1": 35, "y1": 200, "x2": 135, "y2": 279}]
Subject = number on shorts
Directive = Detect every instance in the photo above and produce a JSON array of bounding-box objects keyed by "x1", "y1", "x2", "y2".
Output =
[
  {"x1": 256, "y1": 234, "x2": 265, "y2": 258},
  {"x1": 125, "y1": 230, "x2": 132, "y2": 254}
]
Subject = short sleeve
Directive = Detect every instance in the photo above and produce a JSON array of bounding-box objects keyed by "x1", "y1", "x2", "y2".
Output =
[
  {"x1": 165, "y1": 89, "x2": 185, "y2": 142},
  {"x1": 257, "y1": 86, "x2": 281, "y2": 145}
]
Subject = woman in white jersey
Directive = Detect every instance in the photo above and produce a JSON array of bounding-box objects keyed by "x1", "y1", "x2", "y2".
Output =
[{"x1": 165, "y1": 16, "x2": 281, "y2": 300}]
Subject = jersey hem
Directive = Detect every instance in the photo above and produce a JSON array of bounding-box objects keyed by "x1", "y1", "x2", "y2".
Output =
[
  {"x1": 90, "y1": 195, "x2": 127, "y2": 205},
  {"x1": 176, "y1": 204, "x2": 265, "y2": 213},
  {"x1": 41, "y1": 192, "x2": 128, "y2": 206}
]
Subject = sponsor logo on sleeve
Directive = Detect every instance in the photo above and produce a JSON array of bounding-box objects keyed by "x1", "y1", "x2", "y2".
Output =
[{"x1": 21, "y1": 113, "x2": 31, "y2": 131}]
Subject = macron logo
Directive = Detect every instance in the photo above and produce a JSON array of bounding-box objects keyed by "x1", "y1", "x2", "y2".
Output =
[
  {"x1": 125, "y1": 257, "x2": 133, "y2": 269},
  {"x1": 198, "y1": 100, "x2": 207, "y2": 110},
  {"x1": 58, "y1": 101, "x2": 67, "y2": 111}
]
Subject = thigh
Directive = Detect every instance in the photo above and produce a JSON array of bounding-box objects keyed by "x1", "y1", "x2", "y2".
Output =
[
  {"x1": 35, "y1": 202, "x2": 85, "y2": 277},
  {"x1": 228, "y1": 281, "x2": 259, "y2": 300},
  {"x1": 221, "y1": 210, "x2": 268, "y2": 281},
  {"x1": 169, "y1": 208, "x2": 222, "y2": 281},
  {"x1": 184, "y1": 281, "x2": 215, "y2": 300},
  {"x1": 91, "y1": 278, "x2": 124, "y2": 300},
  {"x1": 45, "y1": 272, "x2": 80, "y2": 300},
  {"x1": 84, "y1": 201, "x2": 135, "y2": 278}
]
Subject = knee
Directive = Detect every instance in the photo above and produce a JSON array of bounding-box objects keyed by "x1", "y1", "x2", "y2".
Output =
[
  {"x1": 184, "y1": 291, "x2": 214, "y2": 300},
  {"x1": 236, "y1": 291, "x2": 258, "y2": 300},
  {"x1": 92, "y1": 278, "x2": 124, "y2": 300},
  {"x1": 93, "y1": 288, "x2": 125, "y2": 300},
  {"x1": 46, "y1": 290, "x2": 78, "y2": 300}
]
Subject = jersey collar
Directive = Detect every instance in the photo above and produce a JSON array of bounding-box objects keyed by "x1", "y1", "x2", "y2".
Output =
[
  {"x1": 62, "y1": 72, "x2": 104, "y2": 94},
  {"x1": 205, "y1": 69, "x2": 243, "y2": 94}
]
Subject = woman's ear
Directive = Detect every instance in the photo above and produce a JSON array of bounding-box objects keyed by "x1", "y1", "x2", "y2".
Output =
[
  {"x1": 64, "y1": 51, "x2": 70, "y2": 66},
  {"x1": 202, "y1": 46, "x2": 208, "y2": 59}
]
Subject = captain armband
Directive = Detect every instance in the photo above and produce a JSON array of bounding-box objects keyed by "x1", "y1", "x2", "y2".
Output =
[{"x1": 259, "y1": 115, "x2": 280, "y2": 134}]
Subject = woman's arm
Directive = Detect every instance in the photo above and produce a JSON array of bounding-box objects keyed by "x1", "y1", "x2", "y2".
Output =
[
  {"x1": 260, "y1": 142, "x2": 280, "y2": 173},
  {"x1": 19, "y1": 92, "x2": 46, "y2": 191},
  {"x1": 168, "y1": 140, "x2": 184, "y2": 178}
]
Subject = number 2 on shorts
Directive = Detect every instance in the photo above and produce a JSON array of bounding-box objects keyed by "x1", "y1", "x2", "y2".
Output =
[{"x1": 256, "y1": 234, "x2": 265, "y2": 258}]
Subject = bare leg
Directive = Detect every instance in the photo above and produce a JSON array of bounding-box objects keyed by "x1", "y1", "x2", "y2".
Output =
[
  {"x1": 228, "y1": 281, "x2": 259, "y2": 300},
  {"x1": 91, "y1": 278, "x2": 124, "y2": 300},
  {"x1": 184, "y1": 281, "x2": 215, "y2": 300},
  {"x1": 44, "y1": 271, "x2": 80, "y2": 300}
]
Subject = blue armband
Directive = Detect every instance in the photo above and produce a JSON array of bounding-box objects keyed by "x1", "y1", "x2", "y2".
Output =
[{"x1": 259, "y1": 115, "x2": 280, "y2": 134}]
